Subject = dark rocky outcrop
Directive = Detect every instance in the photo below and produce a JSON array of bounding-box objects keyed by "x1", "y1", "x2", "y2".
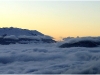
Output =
[
  {"x1": 59, "y1": 40, "x2": 99, "y2": 48},
  {"x1": 0, "y1": 37, "x2": 56, "y2": 45}
]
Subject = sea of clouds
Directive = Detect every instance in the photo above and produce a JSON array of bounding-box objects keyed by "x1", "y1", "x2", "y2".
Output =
[{"x1": 0, "y1": 37, "x2": 100, "y2": 74}]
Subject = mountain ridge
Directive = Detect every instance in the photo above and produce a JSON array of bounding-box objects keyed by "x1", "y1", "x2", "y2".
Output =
[
  {"x1": 0, "y1": 27, "x2": 56, "y2": 44},
  {"x1": 0, "y1": 27, "x2": 44, "y2": 36}
]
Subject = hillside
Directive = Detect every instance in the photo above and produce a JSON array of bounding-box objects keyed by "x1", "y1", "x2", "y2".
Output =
[
  {"x1": 0, "y1": 27, "x2": 56, "y2": 44},
  {"x1": 0, "y1": 27, "x2": 44, "y2": 36}
]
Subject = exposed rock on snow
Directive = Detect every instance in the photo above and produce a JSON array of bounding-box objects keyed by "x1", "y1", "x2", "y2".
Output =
[
  {"x1": 59, "y1": 37, "x2": 100, "y2": 48},
  {"x1": 59, "y1": 40, "x2": 98, "y2": 48}
]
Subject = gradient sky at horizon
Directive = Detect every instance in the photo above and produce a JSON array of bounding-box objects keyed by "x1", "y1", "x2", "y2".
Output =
[{"x1": 0, "y1": 1, "x2": 100, "y2": 40}]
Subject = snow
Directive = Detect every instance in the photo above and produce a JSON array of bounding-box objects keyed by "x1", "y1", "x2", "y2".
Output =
[
  {"x1": 0, "y1": 27, "x2": 55, "y2": 44},
  {"x1": 0, "y1": 27, "x2": 44, "y2": 36},
  {"x1": 4, "y1": 35, "x2": 18, "y2": 40},
  {"x1": 0, "y1": 42, "x2": 100, "y2": 74},
  {"x1": 18, "y1": 35, "x2": 53, "y2": 40}
]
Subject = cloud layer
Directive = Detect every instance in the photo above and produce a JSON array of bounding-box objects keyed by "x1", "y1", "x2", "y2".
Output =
[{"x1": 0, "y1": 42, "x2": 100, "y2": 74}]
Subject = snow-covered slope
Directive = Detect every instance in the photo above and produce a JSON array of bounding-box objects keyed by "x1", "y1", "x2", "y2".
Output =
[
  {"x1": 0, "y1": 27, "x2": 44, "y2": 36},
  {"x1": 0, "y1": 27, "x2": 56, "y2": 44}
]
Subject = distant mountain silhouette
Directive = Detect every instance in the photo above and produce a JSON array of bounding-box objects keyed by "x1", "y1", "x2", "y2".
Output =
[
  {"x1": 59, "y1": 40, "x2": 98, "y2": 48},
  {"x1": 59, "y1": 37, "x2": 100, "y2": 48},
  {"x1": 0, "y1": 27, "x2": 56, "y2": 45}
]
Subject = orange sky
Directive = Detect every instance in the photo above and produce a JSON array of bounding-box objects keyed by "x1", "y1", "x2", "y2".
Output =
[{"x1": 0, "y1": 1, "x2": 100, "y2": 40}]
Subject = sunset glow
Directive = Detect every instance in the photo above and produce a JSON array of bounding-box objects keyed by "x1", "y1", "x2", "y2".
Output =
[{"x1": 0, "y1": 1, "x2": 100, "y2": 40}]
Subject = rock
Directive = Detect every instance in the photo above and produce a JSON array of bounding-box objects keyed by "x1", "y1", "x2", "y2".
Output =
[{"x1": 59, "y1": 40, "x2": 98, "y2": 48}]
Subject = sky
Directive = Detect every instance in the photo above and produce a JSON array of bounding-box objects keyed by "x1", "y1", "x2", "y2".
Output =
[{"x1": 0, "y1": 1, "x2": 100, "y2": 40}]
